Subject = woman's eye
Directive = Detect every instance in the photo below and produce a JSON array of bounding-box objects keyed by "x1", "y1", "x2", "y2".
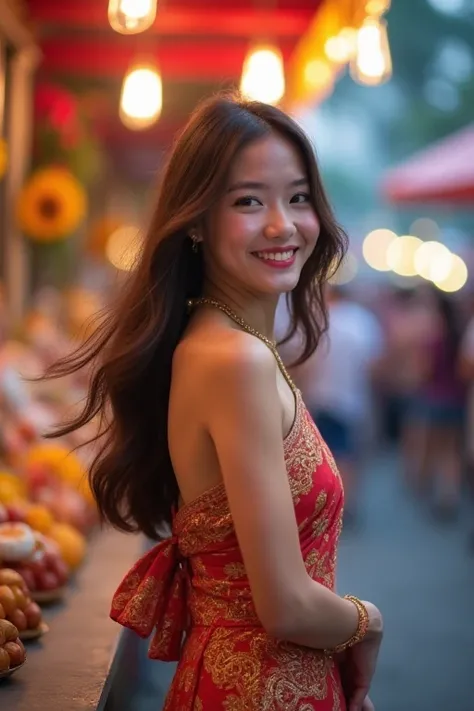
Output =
[
  {"x1": 234, "y1": 196, "x2": 261, "y2": 207},
  {"x1": 291, "y1": 192, "x2": 310, "y2": 204}
]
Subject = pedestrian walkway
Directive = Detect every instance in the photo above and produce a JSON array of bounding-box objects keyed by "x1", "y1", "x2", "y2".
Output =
[
  {"x1": 108, "y1": 450, "x2": 474, "y2": 711},
  {"x1": 338, "y1": 449, "x2": 474, "y2": 711}
]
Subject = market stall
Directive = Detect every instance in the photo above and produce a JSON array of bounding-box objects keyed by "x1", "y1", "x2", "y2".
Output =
[
  {"x1": 381, "y1": 124, "x2": 474, "y2": 205},
  {"x1": 1, "y1": 0, "x2": 395, "y2": 707}
]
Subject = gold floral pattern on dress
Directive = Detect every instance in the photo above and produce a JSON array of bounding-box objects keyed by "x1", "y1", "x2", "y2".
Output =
[
  {"x1": 203, "y1": 628, "x2": 263, "y2": 700},
  {"x1": 113, "y1": 575, "x2": 162, "y2": 635},
  {"x1": 285, "y1": 406, "x2": 324, "y2": 505},
  {"x1": 112, "y1": 395, "x2": 347, "y2": 710},
  {"x1": 224, "y1": 562, "x2": 247, "y2": 579},
  {"x1": 304, "y1": 549, "x2": 334, "y2": 589},
  {"x1": 262, "y1": 642, "x2": 329, "y2": 710}
]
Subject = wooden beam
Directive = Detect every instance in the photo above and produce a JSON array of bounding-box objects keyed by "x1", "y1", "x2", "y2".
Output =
[
  {"x1": 29, "y1": 1, "x2": 315, "y2": 38},
  {"x1": 40, "y1": 39, "x2": 295, "y2": 80}
]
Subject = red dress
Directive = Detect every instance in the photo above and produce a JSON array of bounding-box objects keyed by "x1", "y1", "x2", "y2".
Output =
[{"x1": 111, "y1": 389, "x2": 346, "y2": 710}]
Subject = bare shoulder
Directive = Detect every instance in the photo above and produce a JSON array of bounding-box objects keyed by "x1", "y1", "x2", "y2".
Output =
[{"x1": 174, "y1": 325, "x2": 277, "y2": 397}]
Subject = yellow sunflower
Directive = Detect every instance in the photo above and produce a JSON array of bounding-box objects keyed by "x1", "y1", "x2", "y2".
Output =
[{"x1": 16, "y1": 166, "x2": 87, "y2": 242}]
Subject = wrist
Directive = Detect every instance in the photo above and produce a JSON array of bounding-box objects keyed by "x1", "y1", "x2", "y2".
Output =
[
  {"x1": 363, "y1": 601, "x2": 384, "y2": 641},
  {"x1": 328, "y1": 595, "x2": 369, "y2": 655}
]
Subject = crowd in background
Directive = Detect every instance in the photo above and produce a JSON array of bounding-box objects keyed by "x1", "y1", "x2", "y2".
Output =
[{"x1": 277, "y1": 282, "x2": 474, "y2": 546}]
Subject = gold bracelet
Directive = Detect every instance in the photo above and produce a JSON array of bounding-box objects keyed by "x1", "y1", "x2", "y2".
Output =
[{"x1": 327, "y1": 595, "x2": 370, "y2": 655}]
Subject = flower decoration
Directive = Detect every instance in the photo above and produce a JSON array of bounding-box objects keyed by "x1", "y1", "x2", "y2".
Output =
[{"x1": 16, "y1": 166, "x2": 87, "y2": 243}]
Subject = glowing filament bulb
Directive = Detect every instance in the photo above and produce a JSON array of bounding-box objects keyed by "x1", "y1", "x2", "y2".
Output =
[
  {"x1": 119, "y1": 64, "x2": 162, "y2": 130},
  {"x1": 108, "y1": 0, "x2": 157, "y2": 35},
  {"x1": 240, "y1": 44, "x2": 285, "y2": 105}
]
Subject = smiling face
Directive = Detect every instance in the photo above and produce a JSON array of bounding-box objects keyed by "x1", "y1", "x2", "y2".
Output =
[{"x1": 202, "y1": 132, "x2": 320, "y2": 299}]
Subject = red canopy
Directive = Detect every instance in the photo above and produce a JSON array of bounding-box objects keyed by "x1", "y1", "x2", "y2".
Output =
[{"x1": 381, "y1": 124, "x2": 474, "y2": 205}]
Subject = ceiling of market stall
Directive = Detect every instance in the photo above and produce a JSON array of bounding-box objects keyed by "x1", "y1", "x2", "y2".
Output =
[{"x1": 26, "y1": 0, "x2": 322, "y2": 171}]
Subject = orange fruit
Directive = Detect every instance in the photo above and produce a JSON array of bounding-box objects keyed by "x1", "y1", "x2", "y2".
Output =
[
  {"x1": 24, "y1": 444, "x2": 85, "y2": 486},
  {"x1": 47, "y1": 523, "x2": 86, "y2": 571},
  {"x1": 25, "y1": 504, "x2": 54, "y2": 534}
]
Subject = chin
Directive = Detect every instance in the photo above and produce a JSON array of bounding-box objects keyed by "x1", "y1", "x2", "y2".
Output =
[{"x1": 255, "y1": 274, "x2": 301, "y2": 297}]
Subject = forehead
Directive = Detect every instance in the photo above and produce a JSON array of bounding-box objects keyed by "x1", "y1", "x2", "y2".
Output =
[{"x1": 228, "y1": 133, "x2": 307, "y2": 183}]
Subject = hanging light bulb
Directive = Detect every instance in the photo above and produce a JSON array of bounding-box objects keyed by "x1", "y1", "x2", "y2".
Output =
[
  {"x1": 119, "y1": 62, "x2": 162, "y2": 130},
  {"x1": 108, "y1": 0, "x2": 157, "y2": 35},
  {"x1": 325, "y1": 27, "x2": 357, "y2": 64},
  {"x1": 240, "y1": 44, "x2": 285, "y2": 105},
  {"x1": 350, "y1": 16, "x2": 392, "y2": 86},
  {"x1": 365, "y1": 0, "x2": 391, "y2": 16}
]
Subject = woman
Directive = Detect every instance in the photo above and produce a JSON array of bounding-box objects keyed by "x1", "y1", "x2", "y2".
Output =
[
  {"x1": 410, "y1": 287, "x2": 465, "y2": 517},
  {"x1": 48, "y1": 94, "x2": 383, "y2": 710}
]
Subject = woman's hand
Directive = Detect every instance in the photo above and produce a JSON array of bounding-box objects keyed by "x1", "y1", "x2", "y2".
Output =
[{"x1": 338, "y1": 601, "x2": 383, "y2": 711}]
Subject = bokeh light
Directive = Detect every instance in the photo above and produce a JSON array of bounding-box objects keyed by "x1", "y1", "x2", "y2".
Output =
[
  {"x1": 414, "y1": 240, "x2": 453, "y2": 282},
  {"x1": 434, "y1": 253, "x2": 468, "y2": 292},
  {"x1": 386, "y1": 235, "x2": 422, "y2": 276},
  {"x1": 329, "y1": 252, "x2": 359, "y2": 285},
  {"x1": 106, "y1": 225, "x2": 142, "y2": 271},
  {"x1": 362, "y1": 228, "x2": 398, "y2": 271}
]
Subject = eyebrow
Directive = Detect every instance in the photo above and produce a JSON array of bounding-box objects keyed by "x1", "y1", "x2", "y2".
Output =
[{"x1": 227, "y1": 178, "x2": 308, "y2": 193}]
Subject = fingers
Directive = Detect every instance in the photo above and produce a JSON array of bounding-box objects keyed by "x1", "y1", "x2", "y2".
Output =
[
  {"x1": 361, "y1": 696, "x2": 375, "y2": 711},
  {"x1": 349, "y1": 687, "x2": 370, "y2": 711}
]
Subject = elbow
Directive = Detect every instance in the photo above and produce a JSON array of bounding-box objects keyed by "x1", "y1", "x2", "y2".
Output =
[
  {"x1": 256, "y1": 593, "x2": 305, "y2": 641},
  {"x1": 262, "y1": 616, "x2": 295, "y2": 641}
]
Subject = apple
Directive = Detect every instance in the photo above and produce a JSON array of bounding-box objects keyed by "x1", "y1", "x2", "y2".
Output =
[
  {"x1": 12, "y1": 566, "x2": 37, "y2": 592},
  {"x1": 4, "y1": 504, "x2": 27, "y2": 523},
  {"x1": 23, "y1": 601, "x2": 41, "y2": 630},
  {"x1": 8, "y1": 609, "x2": 27, "y2": 632},
  {"x1": 24, "y1": 464, "x2": 50, "y2": 492},
  {"x1": 47, "y1": 557, "x2": 69, "y2": 587},
  {"x1": 0, "y1": 647, "x2": 9, "y2": 671},
  {"x1": 0, "y1": 504, "x2": 8, "y2": 524},
  {"x1": 35, "y1": 569, "x2": 59, "y2": 592},
  {"x1": 4, "y1": 640, "x2": 25, "y2": 667}
]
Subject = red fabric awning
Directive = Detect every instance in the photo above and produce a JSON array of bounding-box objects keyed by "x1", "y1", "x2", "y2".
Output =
[{"x1": 381, "y1": 124, "x2": 474, "y2": 205}]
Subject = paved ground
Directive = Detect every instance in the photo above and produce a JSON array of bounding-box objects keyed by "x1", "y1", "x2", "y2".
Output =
[
  {"x1": 338, "y1": 450, "x2": 474, "y2": 711},
  {"x1": 110, "y1": 450, "x2": 474, "y2": 711}
]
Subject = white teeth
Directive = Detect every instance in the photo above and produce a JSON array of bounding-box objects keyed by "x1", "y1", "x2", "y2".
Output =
[{"x1": 255, "y1": 250, "x2": 295, "y2": 261}]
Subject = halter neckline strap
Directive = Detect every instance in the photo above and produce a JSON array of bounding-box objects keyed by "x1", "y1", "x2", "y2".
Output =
[{"x1": 187, "y1": 297, "x2": 297, "y2": 394}]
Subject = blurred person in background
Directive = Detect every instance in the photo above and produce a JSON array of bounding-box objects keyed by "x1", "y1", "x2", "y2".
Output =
[
  {"x1": 279, "y1": 285, "x2": 384, "y2": 527},
  {"x1": 458, "y1": 296, "x2": 474, "y2": 549},
  {"x1": 375, "y1": 288, "x2": 434, "y2": 485},
  {"x1": 409, "y1": 287, "x2": 465, "y2": 519}
]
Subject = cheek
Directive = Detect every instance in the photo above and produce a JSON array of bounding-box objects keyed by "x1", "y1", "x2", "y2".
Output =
[
  {"x1": 300, "y1": 213, "x2": 320, "y2": 246},
  {"x1": 216, "y1": 212, "x2": 260, "y2": 251}
]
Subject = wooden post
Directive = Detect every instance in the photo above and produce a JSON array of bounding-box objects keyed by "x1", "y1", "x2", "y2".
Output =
[{"x1": 0, "y1": 3, "x2": 40, "y2": 328}]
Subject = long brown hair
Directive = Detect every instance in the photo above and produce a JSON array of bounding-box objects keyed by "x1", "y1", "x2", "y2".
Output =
[{"x1": 47, "y1": 92, "x2": 347, "y2": 539}]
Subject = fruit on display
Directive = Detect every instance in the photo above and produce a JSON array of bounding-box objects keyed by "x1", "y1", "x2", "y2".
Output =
[
  {"x1": 0, "y1": 472, "x2": 26, "y2": 505},
  {"x1": 22, "y1": 444, "x2": 97, "y2": 533},
  {"x1": 47, "y1": 522, "x2": 86, "y2": 571},
  {"x1": 0, "y1": 619, "x2": 27, "y2": 671},
  {"x1": 0, "y1": 523, "x2": 36, "y2": 562},
  {"x1": 0, "y1": 569, "x2": 43, "y2": 635},
  {"x1": 23, "y1": 503, "x2": 54, "y2": 534},
  {"x1": 0, "y1": 305, "x2": 104, "y2": 680},
  {"x1": 8, "y1": 531, "x2": 69, "y2": 594}
]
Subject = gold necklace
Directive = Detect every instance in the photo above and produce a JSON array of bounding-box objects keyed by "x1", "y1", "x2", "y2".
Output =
[{"x1": 187, "y1": 296, "x2": 297, "y2": 394}]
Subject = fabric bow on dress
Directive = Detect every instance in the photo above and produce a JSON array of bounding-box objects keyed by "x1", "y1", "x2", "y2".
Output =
[{"x1": 110, "y1": 537, "x2": 188, "y2": 661}]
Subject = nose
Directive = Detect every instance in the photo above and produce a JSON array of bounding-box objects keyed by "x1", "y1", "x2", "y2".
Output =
[{"x1": 263, "y1": 205, "x2": 296, "y2": 241}]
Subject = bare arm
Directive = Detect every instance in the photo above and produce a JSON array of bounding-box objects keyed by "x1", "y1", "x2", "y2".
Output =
[{"x1": 204, "y1": 334, "x2": 362, "y2": 650}]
